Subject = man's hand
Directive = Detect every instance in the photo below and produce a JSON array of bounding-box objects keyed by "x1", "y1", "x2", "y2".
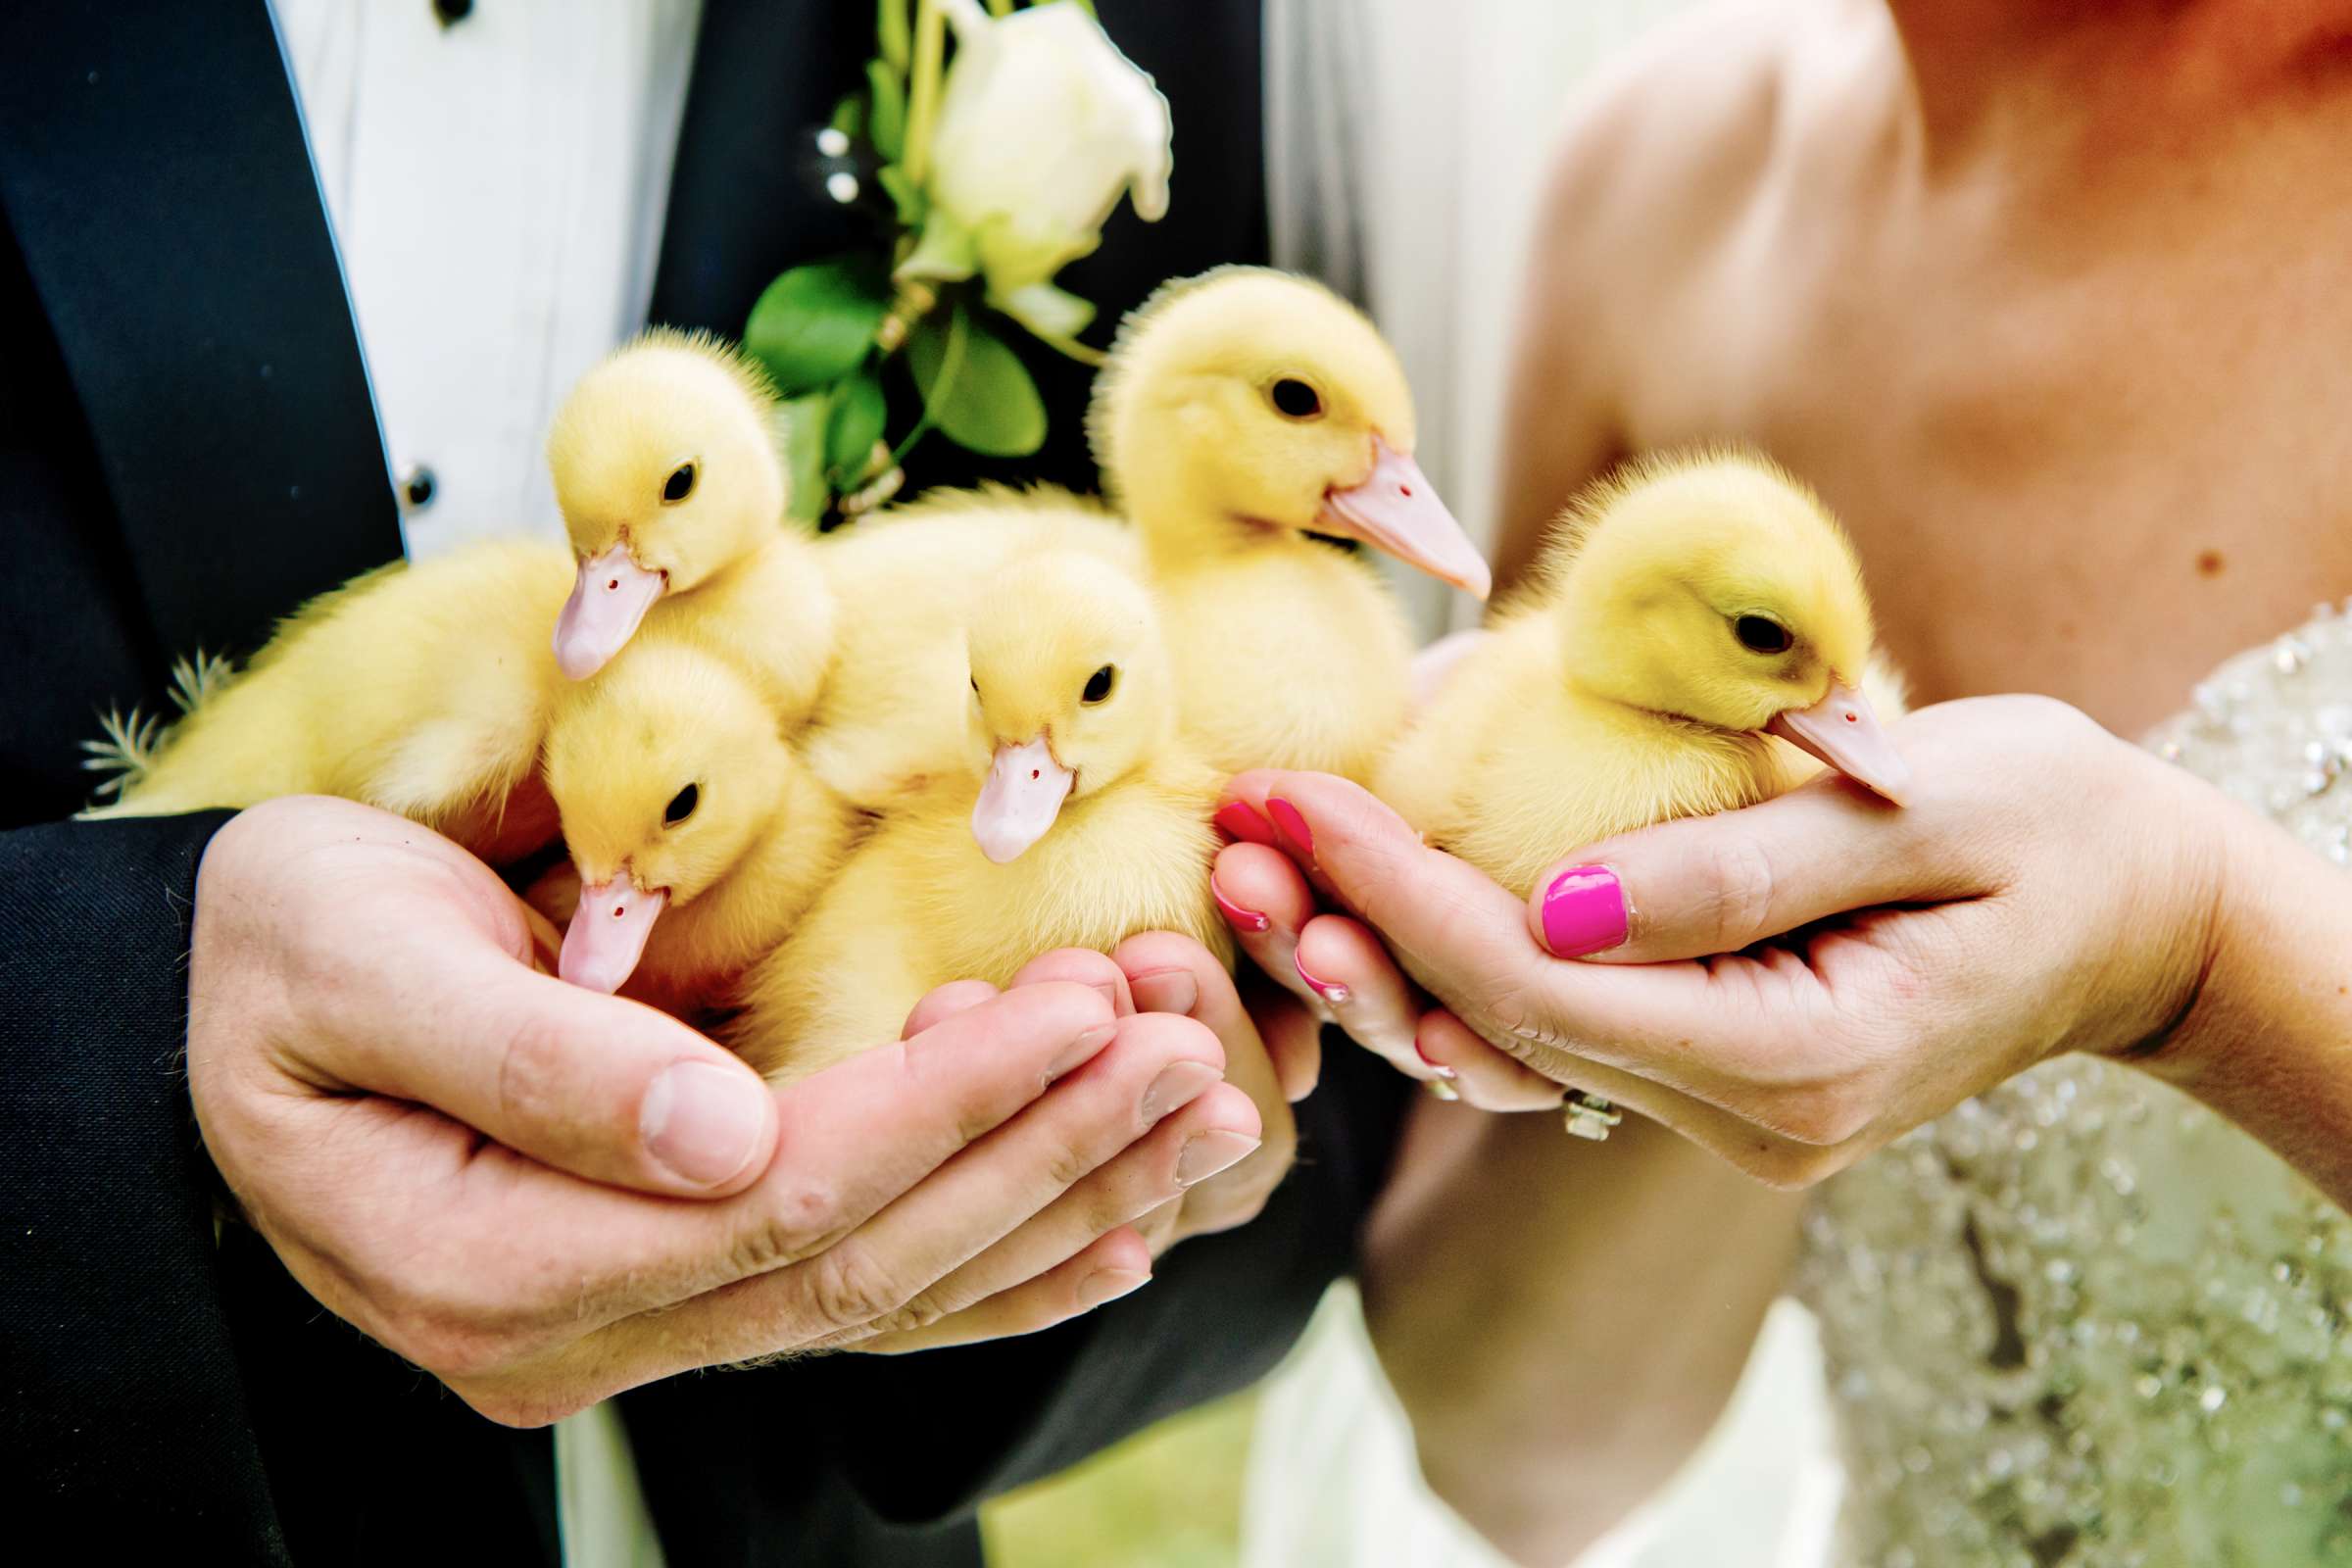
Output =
[
  {"x1": 887, "y1": 936, "x2": 1300, "y2": 1258},
  {"x1": 1208, "y1": 698, "x2": 2273, "y2": 1188},
  {"x1": 190, "y1": 797, "x2": 1263, "y2": 1422}
]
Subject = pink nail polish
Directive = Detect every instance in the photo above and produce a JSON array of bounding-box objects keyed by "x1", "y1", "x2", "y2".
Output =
[
  {"x1": 1294, "y1": 949, "x2": 1349, "y2": 1006},
  {"x1": 1412, "y1": 1039, "x2": 1459, "y2": 1081},
  {"x1": 1541, "y1": 865, "x2": 1628, "y2": 957},
  {"x1": 1266, "y1": 797, "x2": 1314, "y2": 860},
  {"x1": 1213, "y1": 802, "x2": 1279, "y2": 847},
  {"x1": 1210, "y1": 876, "x2": 1270, "y2": 933}
]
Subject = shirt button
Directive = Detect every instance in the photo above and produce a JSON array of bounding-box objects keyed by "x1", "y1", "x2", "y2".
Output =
[
  {"x1": 401, "y1": 465, "x2": 438, "y2": 511},
  {"x1": 433, "y1": 0, "x2": 474, "y2": 26}
]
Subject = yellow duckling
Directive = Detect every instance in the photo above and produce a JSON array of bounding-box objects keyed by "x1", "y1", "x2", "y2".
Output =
[
  {"x1": 539, "y1": 638, "x2": 858, "y2": 1015},
  {"x1": 547, "y1": 329, "x2": 836, "y2": 720},
  {"x1": 729, "y1": 551, "x2": 1230, "y2": 1081},
  {"x1": 801, "y1": 483, "x2": 1137, "y2": 805},
  {"x1": 1089, "y1": 267, "x2": 1492, "y2": 781},
  {"x1": 1376, "y1": 450, "x2": 1911, "y2": 902},
  {"x1": 83, "y1": 539, "x2": 574, "y2": 864}
]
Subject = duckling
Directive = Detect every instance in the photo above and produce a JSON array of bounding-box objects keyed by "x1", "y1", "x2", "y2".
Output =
[
  {"x1": 547, "y1": 329, "x2": 836, "y2": 720},
  {"x1": 1089, "y1": 267, "x2": 1492, "y2": 781},
  {"x1": 83, "y1": 539, "x2": 575, "y2": 864},
  {"x1": 801, "y1": 483, "x2": 1138, "y2": 805},
  {"x1": 729, "y1": 551, "x2": 1230, "y2": 1081},
  {"x1": 541, "y1": 638, "x2": 858, "y2": 1015},
  {"x1": 1375, "y1": 450, "x2": 1911, "y2": 902}
]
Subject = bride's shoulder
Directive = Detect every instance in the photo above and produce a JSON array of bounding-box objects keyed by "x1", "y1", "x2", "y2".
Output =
[{"x1": 1531, "y1": 0, "x2": 1896, "y2": 264}]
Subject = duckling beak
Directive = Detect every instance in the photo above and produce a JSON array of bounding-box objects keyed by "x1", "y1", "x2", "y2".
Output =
[
  {"x1": 1318, "y1": 437, "x2": 1493, "y2": 600},
  {"x1": 554, "y1": 545, "x2": 667, "y2": 679},
  {"x1": 1765, "y1": 681, "x2": 1912, "y2": 804},
  {"x1": 971, "y1": 736, "x2": 1074, "y2": 863},
  {"x1": 558, "y1": 874, "x2": 668, "y2": 993}
]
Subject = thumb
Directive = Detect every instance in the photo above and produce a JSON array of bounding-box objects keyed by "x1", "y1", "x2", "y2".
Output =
[
  {"x1": 323, "y1": 909, "x2": 780, "y2": 1198},
  {"x1": 1526, "y1": 774, "x2": 1965, "y2": 963}
]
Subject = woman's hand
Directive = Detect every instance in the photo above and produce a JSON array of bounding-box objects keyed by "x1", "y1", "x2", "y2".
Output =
[
  {"x1": 190, "y1": 797, "x2": 1264, "y2": 1422},
  {"x1": 1212, "y1": 696, "x2": 2269, "y2": 1187}
]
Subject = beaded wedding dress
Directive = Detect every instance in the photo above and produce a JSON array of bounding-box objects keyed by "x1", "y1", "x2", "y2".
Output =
[
  {"x1": 1796, "y1": 605, "x2": 2352, "y2": 1568},
  {"x1": 1242, "y1": 608, "x2": 2352, "y2": 1568}
]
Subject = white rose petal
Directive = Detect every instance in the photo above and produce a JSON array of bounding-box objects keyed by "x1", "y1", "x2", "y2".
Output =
[{"x1": 921, "y1": 0, "x2": 1173, "y2": 298}]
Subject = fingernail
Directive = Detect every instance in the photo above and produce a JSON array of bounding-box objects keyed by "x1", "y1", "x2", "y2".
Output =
[
  {"x1": 1139, "y1": 1059, "x2": 1221, "y2": 1123},
  {"x1": 641, "y1": 1061, "x2": 769, "y2": 1187},
  {"x1": 1294, "y1": 950, "x2": 1349, "y2": 1006},
  {"x1": 1540, "y1": 865, "x2": 1629, "y2": 957},
  {"x1": 1210, "y1": 875, "x2": 1270, "y2": 933},
  {"x1": 1177, "y1": 1130, "x2": 1261, "y2": 1187},
  {"x1": 1265, "y1": 798, "x2": 1315, "y2": 860},
  {"x1": 1413, "y1": 1039, "x2": 1459, "y2": 1081},
  {"x1": 1129, "y1": 967, "x2": 1200, "y2": 1016},
  {"x1": 1213, "y1": 802, "x2": 1279, "y2": 847},
  {"x1": 1091, "y1": 980, "x2": 1123, "y2": 1010},
  {"x1": 1049, "y1": 1022, "x2": 1119, "y2": 1080},
  {"x1": 1424, "y1": 1078, "x2": 1461, "y2": 1102},
  {"x1": 1074, "y1": 1267, "x2": 1152, "y2": 1312}
]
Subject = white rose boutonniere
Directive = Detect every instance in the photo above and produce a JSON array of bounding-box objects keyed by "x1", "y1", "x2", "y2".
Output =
[
  {"x1": 738, "y1": 0, "x2": 1174, "y2": 524},
  {"x1": 911, "y1": 0, "x2": 1173, "y2": 340}
]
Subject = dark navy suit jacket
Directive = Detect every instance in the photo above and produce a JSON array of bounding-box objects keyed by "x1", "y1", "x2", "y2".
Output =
[{"x1": 0, "y1": 2, "x2": 1407, "y2": 1563}]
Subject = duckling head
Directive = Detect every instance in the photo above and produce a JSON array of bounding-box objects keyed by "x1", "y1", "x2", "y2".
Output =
[
  {"x1": 544, "y1": 642, "x2": 790, "y2": 992},
  {"x1": 546, "y1": 329, "x2": 788, "y2": 679},
  {"x1": 963, "y1": 553, "x2": 1175, "y2": 863},
  {"x1": 1548, "y1": 451, "x2": 1909, "y2": 802},
  {"x1": 1088, "y1": 267, "x2": 1491, "y2": 598}
]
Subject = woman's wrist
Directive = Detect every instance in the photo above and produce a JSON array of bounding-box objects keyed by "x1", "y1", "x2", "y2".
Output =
[{"x1": 2132, "y1": 801, "x2": 2352, "y2": 1206}]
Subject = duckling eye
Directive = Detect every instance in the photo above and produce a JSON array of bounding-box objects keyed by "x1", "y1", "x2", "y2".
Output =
[
  {"x1": 1268, "y1": 378, "x2": 1323, "y2": 420},
  {"x1": 663, "y1": 782, "x2": 699, "y2": 824},
  {"x1": 1082, "y1": 664, "x2": 1116, "y2": 704},
  {"x1": 1733, "y1": 615, "x2": 1794, "y2": 656},
  {"x1": 662, "y1": 462, "x2": 697, "y2": 504}
]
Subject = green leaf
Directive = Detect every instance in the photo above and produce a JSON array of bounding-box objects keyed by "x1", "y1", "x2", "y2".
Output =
[
  {"x1": 906, "y1": 305, "x2": 1047, "y2": 459},
  {"x1": 865, "y1": 61, "x2": 906, "y2": 163},
  {"x1": 876, "y1": 166, "x2": 927, "y2": 228},
  {"x1": 825, "y1": 368, "x2": 888, "y2": 483},
  {"x1": 829, "y1": 92, "x2": 863, "y2": 138},
  {"x1": 743, "y1": 257, "x2": 890, "y2": 394},
  {"x1": 779, "y1": 393, "x2": 833, "y2": 523}
]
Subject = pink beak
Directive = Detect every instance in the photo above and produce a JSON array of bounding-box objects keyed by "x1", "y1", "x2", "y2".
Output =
[
  {"x1": 553, "y1": 545, "x2": 666, "y2": 680},
  {"x1": 1766, "y1": 680, "x2": 1911, "y2": 804},
  {"x1": 970, "y1": 737, "x2": 1074, "y2": 863},
  {"x1": 1317, "y1": 437, "x2": 1492, "y2": 600},
  {"x1": 558, "y1": 874, "x2": 668, "y2": 993}
]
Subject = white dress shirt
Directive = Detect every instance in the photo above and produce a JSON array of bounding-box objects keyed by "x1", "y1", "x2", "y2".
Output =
[
  {"x1": 273, "y1": 0, "x2": 701, "y2": 560},
  {"x1": 270, "y1": 3, "x2": 702, "y2": 1562}
]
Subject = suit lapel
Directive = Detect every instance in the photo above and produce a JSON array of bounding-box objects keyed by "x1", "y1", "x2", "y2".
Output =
[{"x1": 0, "y1": 0, "x2": 404, "y2": 661}]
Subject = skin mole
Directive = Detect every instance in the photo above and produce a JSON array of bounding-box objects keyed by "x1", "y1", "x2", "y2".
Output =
[{"x1": 2196, "y1": 549, "x2": 2226, "y2": 577}]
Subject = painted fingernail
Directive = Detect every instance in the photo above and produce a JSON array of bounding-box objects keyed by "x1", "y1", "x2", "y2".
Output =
[
  {"x1": 1412, "y1": 1039, "x2": 1459, "y2": 1081},
  {"x1": 1139, "y1": 1059, "x2": 1221, "y2": 1123},
  {"x1": 1210, "y1": 875, "x2": 1270, "y2": 933},
  {"x1": 641, "y1": 1061, "x2": 769, "y2": 1187},
  {"x1": 1049, "y1": 1021, "x2": 1120, "y2": 1080},
  {"x1": 1540, "y1": 865, "x2": 1629, "y2": 957},
  {"x1": 1176, "y1": 1130, "x2": 1261, "y2": 1187},
  {"x1": 1214, "y1": 801, "x2": 1279, "y2": 847},
  {"x1": 1424, "y1": 1078, "x2": 1461, "y2": 1102},
  {"x1": 1129, "y1": 967, "x2": 1200, "y2": 1016},
  {"x1": 1075, "y1": 1267, "x2": 1152, "y2": 1312},
  {"x1": 1266, "y1": 798, "x2": 1315, "y2": 860},
  {"x1": 1294, "y1": 950, "x2": 1350, "y2": 1006}
]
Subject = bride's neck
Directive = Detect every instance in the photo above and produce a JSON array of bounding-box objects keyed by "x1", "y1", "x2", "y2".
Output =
[{"x1": 1886, "y1": 0, "x2": 2352, "y2": 152}]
